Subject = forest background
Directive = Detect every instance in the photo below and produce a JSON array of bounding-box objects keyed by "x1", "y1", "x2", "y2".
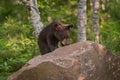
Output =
[{"x1": 0, "y1": 0, "x2": 120, "y2": 80}]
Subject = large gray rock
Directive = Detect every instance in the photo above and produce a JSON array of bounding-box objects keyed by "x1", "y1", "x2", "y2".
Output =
[{"x1": 8, "y1": 41, "x2": 120, "y2": 80}]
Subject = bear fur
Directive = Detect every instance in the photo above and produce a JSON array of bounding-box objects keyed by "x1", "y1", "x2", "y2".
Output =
[{"x1": 38, "y1": 21, "x2": 73, "y2": 55}]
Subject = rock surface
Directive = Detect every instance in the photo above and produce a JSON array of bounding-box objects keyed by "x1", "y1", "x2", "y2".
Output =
[{"x1": 8, "y1": 41, "x2": 120, "y2": 80}]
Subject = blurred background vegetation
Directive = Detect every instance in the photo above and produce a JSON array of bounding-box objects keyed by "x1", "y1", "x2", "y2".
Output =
[{"x1": 0, "y1": 0, "x2": 120, "y2": 79}]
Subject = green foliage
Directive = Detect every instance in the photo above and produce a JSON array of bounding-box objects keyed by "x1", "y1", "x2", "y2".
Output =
[
  {"x1": 99, "y1": 0, "x2": 120, "y2": 56},
  {"x1": 109, "y1": 0, "x2": 120, "y2": 20},
  {"x1": 0, "y1": 1, "x2": 39, "y2": 79},
  {"x1": 100, "y1": 20, "x2": 120, "y2": 55},
  {"x1": 0, "y1": 16, "x2": 39, "y2": 73}
]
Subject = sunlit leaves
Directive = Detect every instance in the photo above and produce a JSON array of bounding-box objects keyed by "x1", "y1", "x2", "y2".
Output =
[
  {"x1": 70, "y1": 1, "x2": 77, "y2": 5},
  {"x1": 100, "y1": 20, "x2": 120, "y2": 55}
]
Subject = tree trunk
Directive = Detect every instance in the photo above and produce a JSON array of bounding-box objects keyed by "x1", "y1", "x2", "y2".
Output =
[
  {"x1": 22, "y1": 0, "x2": 44, "y2": 39},
  {"x1": 78, "y1": 0, "x2": 87, "y2": 41},
  {"x1": 92, "y1": 0, "x2": 100, "y2": 43}
]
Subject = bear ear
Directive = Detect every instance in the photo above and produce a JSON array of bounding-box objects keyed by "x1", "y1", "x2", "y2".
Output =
[{"x1": 65, "y1": 24, "x2": 74, "y2": 30}]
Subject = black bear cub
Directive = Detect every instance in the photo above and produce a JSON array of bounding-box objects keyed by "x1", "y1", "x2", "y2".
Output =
[{"x1": 38, "y1": 21, "x2": 73, "y2": 55}]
